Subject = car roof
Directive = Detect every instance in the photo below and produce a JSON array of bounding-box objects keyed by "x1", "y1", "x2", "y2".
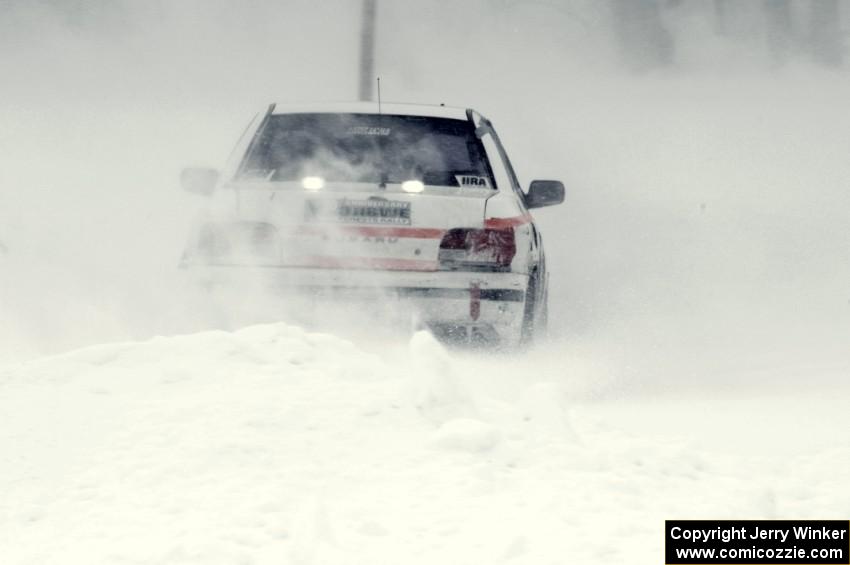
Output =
[{"x1": 268, "y1": 101, "x2": 473, "y2": 121}]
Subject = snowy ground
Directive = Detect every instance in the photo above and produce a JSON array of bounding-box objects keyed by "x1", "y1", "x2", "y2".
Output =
[{"x1": 2, "y1": 323, "x2": 848, "y2": 565}]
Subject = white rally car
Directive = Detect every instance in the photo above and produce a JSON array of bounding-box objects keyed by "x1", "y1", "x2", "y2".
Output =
[{"x1": 180, "y1": 102, "x2": 564, "y2": 347}]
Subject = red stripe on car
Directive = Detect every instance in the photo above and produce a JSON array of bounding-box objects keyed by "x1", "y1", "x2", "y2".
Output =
[
  {"x1": 296, "y1": 225, "x2": 445, "y2": 239},
  {"x1": 294, "y1": 256, "x2": 439, "y2": 271},
  {"x1": 484, "y1": 212, "x2": 533, "y2": 230}
]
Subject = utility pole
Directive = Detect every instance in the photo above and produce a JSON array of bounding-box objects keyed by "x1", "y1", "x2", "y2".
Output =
[
  {"x1": 358, "y1": 0, "x2": 377, "y2": 101},
  {"x1": 809, "y1": 0, "x2": 844, "y2": 67}
]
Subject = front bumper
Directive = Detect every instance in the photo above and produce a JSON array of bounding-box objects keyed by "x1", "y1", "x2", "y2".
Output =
[{"x1": 186, "y1": 265, "x2": 529, "y2": 346}]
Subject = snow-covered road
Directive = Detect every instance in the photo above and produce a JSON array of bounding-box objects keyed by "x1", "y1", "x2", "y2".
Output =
[{"x1": 2, "y1": 323, "x2": 847, "y2": 564}]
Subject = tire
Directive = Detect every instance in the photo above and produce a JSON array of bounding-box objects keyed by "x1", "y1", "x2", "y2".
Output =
[
  {"x1": 537, "y1": 279, "x2": 549, "y2": 339},
  {"x1": 519, "y1": 271, "x2": 540, "y2": 347}
]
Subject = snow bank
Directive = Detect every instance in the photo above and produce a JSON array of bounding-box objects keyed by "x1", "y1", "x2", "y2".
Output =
[{"x1": 1, "y1": 324, "x2": 847, "y2": 564}]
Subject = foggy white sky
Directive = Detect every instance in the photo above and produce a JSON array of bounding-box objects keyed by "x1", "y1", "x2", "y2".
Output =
[{"x1": 1, "y1": 1, "x2": 848, "y2": 384}]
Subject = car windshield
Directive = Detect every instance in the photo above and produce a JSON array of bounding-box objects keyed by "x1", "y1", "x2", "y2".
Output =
[{"x1": 237, "y1": 113, "x2": 493, "y2": 188}]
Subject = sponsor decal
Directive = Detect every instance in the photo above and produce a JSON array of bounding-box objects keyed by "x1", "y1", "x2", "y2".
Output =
[
  {"x1": 346, "y1": 126, "x2": 391, "y2": 136},
  {"x1": 337, "y1": 198, "x2": 411, "y2": 225},
  {"x1": 304, "y1": 200, "x2": 426, "y2": 229},
  {"x1": 455, "y1": 175, "x2": 490, "y2": 188}
]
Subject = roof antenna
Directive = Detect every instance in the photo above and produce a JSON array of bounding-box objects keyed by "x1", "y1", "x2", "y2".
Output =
[{"x1": 376, "y1": 76, "x2": 387, "y2": 190}]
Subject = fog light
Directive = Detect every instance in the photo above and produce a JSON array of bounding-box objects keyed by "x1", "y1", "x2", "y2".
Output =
[
  {"x1": 302, "y1": 176, "x2": 325, "y2": 190},
  {"x1": 401, "y1": 180, "x2": 424, "y2": 193}
]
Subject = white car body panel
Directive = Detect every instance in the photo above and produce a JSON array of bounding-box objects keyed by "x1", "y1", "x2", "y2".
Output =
[{"x1": 198, "y1": 182, "x2": 523, "y2": 270}]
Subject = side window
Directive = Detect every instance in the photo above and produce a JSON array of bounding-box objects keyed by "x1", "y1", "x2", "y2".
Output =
[
  {"x1": 470, "y1": 111, "x2": 522, "y2": 194},
  {"x1": 493, "y1": 132, "x2": 522, "y2": 193},
  {"x1": 480, "y1": 133, "x2": 513, "y2": 191}
]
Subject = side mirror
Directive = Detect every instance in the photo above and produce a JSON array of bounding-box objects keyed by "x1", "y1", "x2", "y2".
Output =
[
  {"x1": 180, "y1": 167, "x2": 219, "y2": 196},
  {"x1": 526, "y1": 180, "x2": 565, "y2": 209}
]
